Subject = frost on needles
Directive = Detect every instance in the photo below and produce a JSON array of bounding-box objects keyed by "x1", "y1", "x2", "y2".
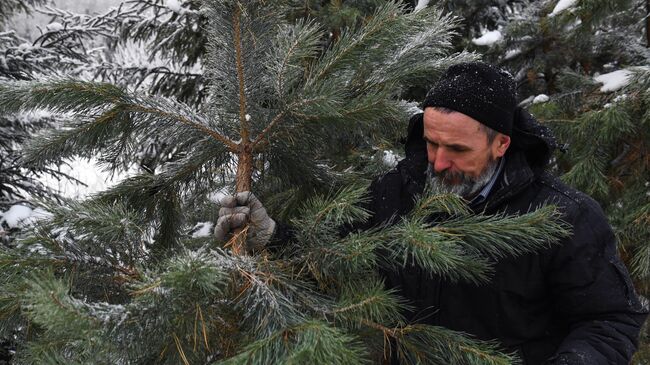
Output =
[{"x1": 0, "y1": 1, "x2": 570, "y2": 363}]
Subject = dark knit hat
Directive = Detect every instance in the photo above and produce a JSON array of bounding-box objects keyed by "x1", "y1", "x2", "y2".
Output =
[{"x1": 423, "y1": 62, "x2": 517, "y2": 136}]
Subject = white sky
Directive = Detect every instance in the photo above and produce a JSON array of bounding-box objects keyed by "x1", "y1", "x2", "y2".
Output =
[
  {"x1": 8, "y1": 0, "x2": 123, "y2": 38},
  {"x1": 51, "y1": 0, "x2": 123, "y2": 12}
]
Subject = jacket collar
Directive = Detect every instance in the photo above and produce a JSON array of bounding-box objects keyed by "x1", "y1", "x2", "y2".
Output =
[
  {"x1": 469, "y1": 155, "x2": 506, "y2": 207},
  {"x1": 472, "y1": 150, "x2": 535, "y2": 213}
]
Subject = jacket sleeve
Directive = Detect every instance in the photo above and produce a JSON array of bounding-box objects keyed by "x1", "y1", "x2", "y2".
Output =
[{"x1": 545, "y1": 198, "x2": 648, "y2": 364}]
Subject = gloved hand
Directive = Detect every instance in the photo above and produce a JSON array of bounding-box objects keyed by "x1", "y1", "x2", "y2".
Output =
[{"x1": 214, "y1": 191, "x2": 276, "y2": 252}]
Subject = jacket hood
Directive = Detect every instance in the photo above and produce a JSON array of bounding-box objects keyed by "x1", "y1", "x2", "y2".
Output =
[
  {"x1": 509, "y1": 107, "x2": 558, "y2": 168},
  {"x1": 404, "y1": 113, "x2": 426, "y2": 159},
  {"x1": 404, "y1": 107, "x2": 558, "y2": 169}
]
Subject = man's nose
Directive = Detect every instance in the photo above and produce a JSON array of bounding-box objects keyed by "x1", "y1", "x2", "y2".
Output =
[{"x1": 431, "y1": 149, "x2": 452, "y2": 173}]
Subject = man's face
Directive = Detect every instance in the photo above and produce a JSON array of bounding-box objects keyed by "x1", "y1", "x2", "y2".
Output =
[{"x1": 423, "y1": 107, "x2": 511, "y2": 198}]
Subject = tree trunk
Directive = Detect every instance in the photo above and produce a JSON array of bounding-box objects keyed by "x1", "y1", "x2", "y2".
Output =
[
  {"x1": 232, "y1": 143, "x2": 254, "y2": 255},
  {"x1": 235, "y1": 144, "x2": 253, "y2": 193}
]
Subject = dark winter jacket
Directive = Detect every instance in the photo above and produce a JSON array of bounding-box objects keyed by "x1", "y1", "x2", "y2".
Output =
[{"x1": 368, "y1": 109, "x2": 648, "y2": 364}]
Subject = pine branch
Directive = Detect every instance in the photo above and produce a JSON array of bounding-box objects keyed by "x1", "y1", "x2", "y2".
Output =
[
  {"x1": 433, "y1": 205, "x2": 571, "y2": 261},
  {"x1": 17, "y1": 272, "x2": 124, "y2": 363},
  {"x1": 384, "y1": 194, "x2": 570, "y2": 284},
  {"x1": 561, "y1": 153, "x2": 609, "y2": 198},
  {"x1": 105, "y1": 249, "x2": 232, "y2": 363},
  {"x1": 307, "y1": 2, "x2": 404, "y2": 84},
  {"x1": 229, "y1": 255, "x2": 322, "y2": 337},
  {"x1": 232, "y1": 4, "x2": 249, "y2": 141},
  {"x1": 269, "y1": 20, "x2": 323, "y2": 99},
  {"x1": 128, "y1": 104, "x2": 237, "y2": 150},
  {"x1": 97, "y1": 137, "x2": 230, "y2": 206},
  {"x1": 391, "y1": 324, "x2": 517, "y2": 365},
  {"x1": 385, "y1": 217, "x2": 492, "y2": 284},
  {"x1": 158, "y1": 249, "x2": 228, "y2": 300},
  {"x1": 0, "y1": 80, "x2": 127, "y2": 115},
  {"x1": 218, "y1": 320, "x2": 369, "y2": 365},
  {"x1": 411, "y1": 190, "x2": 471, "y2": 218},
  {"x1": 3, "y1": 80, "x2": 237, "y2": 168},
  {"x1": 329, "y1": 279, "x2": 408, "y2": 330},
  {"x1": 25, "y1": 198, "x2": 150, "y2": 268},
  {"x1": 252, "y1": 111, "x2": 285, "y2": 148},
  {"x1": 295, "y1": 184, "x2": 372, "y2": 232},
  {"x1": 291, "y1": 230, "x2": 382, "y2": 283},
  {"x1": 628, "y1": 205, "x2": 650, "y2": 279}
]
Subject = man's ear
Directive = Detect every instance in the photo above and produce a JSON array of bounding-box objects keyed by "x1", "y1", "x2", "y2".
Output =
[{"x1": 494, "y1": 134, "x2": 511, "y2": 158}]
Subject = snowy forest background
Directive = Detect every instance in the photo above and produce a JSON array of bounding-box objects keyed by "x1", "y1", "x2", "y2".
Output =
[{"x1": 1, "y1": 0, "x2": 649, "y2": 364}]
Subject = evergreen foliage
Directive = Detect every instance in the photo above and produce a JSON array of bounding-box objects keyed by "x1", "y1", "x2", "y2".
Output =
[
  {"x1": 0, "y1": 187, "x2": 569, "y2": 364},
  {"x1": 0, "y1": 0, "x2": 420, "y2": 214},
  {"x1": 1, "y1": 0, "x2": 472, "y2": 228},
  {"x1": 489, "y1": 0, "x2": 650, "y2": 281},
  {"x1": 440, "y1": 0, "x2": 525, "y2": 51},
  {"x1": 0, "y1": 1, "x2": 574, "y2": 363},
  {"x1": 1, "y1": 3, "x2": 118, "y2": 81},
  {"x1": 0, "y1": 0, "x2": 47, "y2": 25},
  {"x1": 0, "y1": 1, "x2": 78, "y2": 245},
  {"x1": 98, "y1": 0, "x2": 207, "y2": 106},
  {"x1": 0, "y1": 114, "x2": 69, "y2": 220},
  {"x1": 467, "y1": 0, "x2": 650, "y2": 359}
]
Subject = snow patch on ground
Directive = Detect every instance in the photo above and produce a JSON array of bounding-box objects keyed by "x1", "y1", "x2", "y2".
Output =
[
  {"x1": 519, "y1": 95, "x2": 535, "y2": 107},
  {"x1": 564, "y1": 18, "x2": 582, "y2": 32},
  {"x1": 504, "y1": 49, "x2": 521, "y2": 60},
  {"x1": 549, "y1": 0, "x2": 579, "y2": 17},
  {"x1": 401, "y1": 100, "x2": 422, "y2": 115},
  {"x1": 533, "y1": 94, "x2": 550, "y2": 104},
  {"x1": 472, "y1": 30, "x2": 502, "y2": 46},
  {"x1": 17, "y1": 42, "x2": 32, "y2": 51},
  {"x1": 208, "y1": 189, "x2": 229, "y2": 204},
  {"x1": 414, "y1": 0, "x2": 430, "y2": 12},
  {"x1": 191, "y1": 222, "x2": 214, "y2": 238},
  {"x1": 0, "y1": 205, "x2": 32, "y2": 228},
  {"x1": 382, "y1": 150, "x2": 399, "y2": 168},
  {"x1": 38, "y1": 157, "x2": 139, "y2": 199},
  {"x1": 594, "y1": 70, "x2": 632, "y2": 92},
  {"x1": 46, "y1": 22, "x2": 64, "y2": 31},
  {"x1": 166, "y1": 0, "x2": 184, "y2": 13},
  {"x1": 0, "y1": 205, "x2": 51, "y2": 228},
  {"x1": 613, "y1": 94, "x2": 628, "y2": 103}
]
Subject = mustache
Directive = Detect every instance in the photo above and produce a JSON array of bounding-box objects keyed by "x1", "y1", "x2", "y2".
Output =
[
  {"x1": 437, "y1": 169, "x2": 476, "y2": 185},
  {"x1": 426, "y1": 158, "x2": 499, "y2": 198}
]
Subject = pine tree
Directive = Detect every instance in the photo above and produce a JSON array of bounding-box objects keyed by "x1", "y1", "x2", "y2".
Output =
[
  {"x1": 466, "y1": 0, "x2": 650, "y2": 360},
  {"x1": 439, "y1": 0, "x2": 525, "y2": 51},
  {"x1": 0, "y1": 1, "x2": 571, "y2": 363},
  {"x1": 0, "y1": 0, "x2": 75, "y2": 240},
  {"x1": 3, "y1": 0, "x2": 417, "y2": 184}
]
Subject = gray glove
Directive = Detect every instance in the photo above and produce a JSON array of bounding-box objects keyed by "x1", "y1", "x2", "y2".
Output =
[{"x1": 213, "y1": 191, "x2": 276, "y2": 251}]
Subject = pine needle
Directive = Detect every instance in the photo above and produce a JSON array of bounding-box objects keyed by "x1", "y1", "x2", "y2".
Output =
[
  {"x1": 198, "y1": 304, "x2": 211, "y2": 352},
  {"x1": 172, "y1": 332, "x2": 191, "y2": 365}
]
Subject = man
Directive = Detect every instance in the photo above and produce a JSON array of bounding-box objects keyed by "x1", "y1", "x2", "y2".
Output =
[{"x1": 215, "y1": 62, "x2": 648, "y2": 364}]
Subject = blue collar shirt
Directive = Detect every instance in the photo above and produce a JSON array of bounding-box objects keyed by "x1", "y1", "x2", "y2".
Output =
[{"x1": 469, "y1": 156, "x2": 505, "y2": 207}]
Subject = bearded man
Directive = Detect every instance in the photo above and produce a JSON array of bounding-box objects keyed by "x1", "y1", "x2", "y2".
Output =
[{"x1": 215, "y1": 62, "x2": 648, "y2": 364}]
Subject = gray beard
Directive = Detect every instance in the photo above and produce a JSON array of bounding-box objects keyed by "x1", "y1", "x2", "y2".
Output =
[{"x1": 426, "y1": 158, "x2": 500, "y2": 199}]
